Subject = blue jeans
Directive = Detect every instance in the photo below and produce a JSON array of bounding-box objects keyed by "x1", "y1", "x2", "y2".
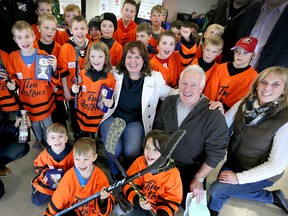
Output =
[
  {"x1": 208, "y1": 168, "x2": 274, "y2": 211},
  {"x1": 31, "y1": 115, "x2": 52, "y2": 142},
  {"x1": 100, "y1": 116, "x2": 144, "y2": 175}
]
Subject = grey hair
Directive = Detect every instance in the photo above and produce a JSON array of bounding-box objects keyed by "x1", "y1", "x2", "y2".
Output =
[{"x1": 179, "y1": 64, "x2": 206, "y2": 88}]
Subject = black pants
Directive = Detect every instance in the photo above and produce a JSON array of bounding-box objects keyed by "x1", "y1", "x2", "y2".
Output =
[
  {"x1": 0, "y1": 179, "x2": 4, "y2": 199},
  {"x1": 176, "y1": 162, "x2": 205, "y2": 209}
]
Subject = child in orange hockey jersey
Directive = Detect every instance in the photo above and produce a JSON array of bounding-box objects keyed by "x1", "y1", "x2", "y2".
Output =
[
  {"x1": 56, "y1": 4, "x2": 81, "y2": 45},
  {"x1": 58, "y1": 15, "x2": 90, "y2": 139},
  {"x1": 136, "y1": 22, "x2": 157, "y2": 59},
  {"x1": 44, "y1": 137, "x2": 114, "y2": 216},
  {"x1": 123, "y1": 130, "x2": 182, "y2": 216},
  {"x1": 204, "y1": 37, "x2": 259, "y2": 111},
  {"x1": 149, "y1": 5, "x2": 166, "y2": 51},
  {"x1": 113, "y1": 0, "x2": 137, "y2": 48},
  {"x1": 192, "y1": 35, "x2": 223, "y2": 86},
  {"x1": 0, "y1": 50, "x2": 19, "y2": 112},
  {"x1": 7, "y1": 21, "x2": 57, "y2": 146},
  {"x1": 150, "y1": 29, "x2": 197, "y2": 87},
  {"x1": 34, "y1": 13, "x2": 67, "y2": 127},
  {"x1": 99, "y1": 12, "x2": 123, "y2": 66},
  {"x1": 195, "y1": 24, "x2": 224, "y2": 64},
  {"x1": 88, "y1": 16, "x2": 101, "y2": 42},
  {"x1": 71, "y1": 41, "x2": 115, "y2": 137},
  {"x1": 32, "y1": 123, "x2": 73, "y2": 206}
]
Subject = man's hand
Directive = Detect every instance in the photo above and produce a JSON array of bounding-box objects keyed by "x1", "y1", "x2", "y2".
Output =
[{"x1": 190, "y1": 178, "x2": 204, "y2": 204}]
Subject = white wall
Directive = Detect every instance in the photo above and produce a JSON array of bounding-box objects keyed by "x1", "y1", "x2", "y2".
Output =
[{"x1": 86, "y1": 0, "x2": 217, "y2": 22}]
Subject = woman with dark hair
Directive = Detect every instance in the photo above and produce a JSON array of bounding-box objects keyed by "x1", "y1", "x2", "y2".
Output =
[
  {"x1": 208, "y1": 66, "x2": 288, "y2": 215},
  {"x1": 100, "y1": 41, "x2": 172, "y2": 180}
]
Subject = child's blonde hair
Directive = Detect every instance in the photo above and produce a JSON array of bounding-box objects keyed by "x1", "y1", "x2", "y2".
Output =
[
  {"x1": 151, "y1": 5, "x2": 165, "y2": 16},
  {"x1": 206, "y1": 24, "x2": 224, "y2": 37},
  {"x1": 46, "y1": 123, "x2": 67, "y2": 136},
  {"x1": 38, "y1": 13, "x2": 58, "y2": 26},
  {"x1": 136, "y1": 22, "x2": 152, "y2": 35},
  {"x1": 64, "y1": 4, "x2": 81, "y2": 16},
  {"x1": 157, "y1": 30, "x2": 176, "y2": 45},
  {"x1": 203, "y1": 35, "x2": 224, "y2": 50},
  {"x1": 84, "y1": 41, "x2": 112, "y2": 72},
  {"x1": 74, "y1": 137, "x2": 97, "y2": 156},
  {"x1": 70, "y1": 15, "x2": 88, "y2": 27},
  {"x1": 11, "y1": 21, "x2": 34, "y2": 36}
]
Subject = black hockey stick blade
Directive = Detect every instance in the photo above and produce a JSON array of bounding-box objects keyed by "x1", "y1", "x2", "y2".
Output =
[
  {"x1": 105, "y1": 117, "x2": 126, "y2": 155},
  {"x1": 56, "y1": 129, "x2": 185, "y2": 216}
]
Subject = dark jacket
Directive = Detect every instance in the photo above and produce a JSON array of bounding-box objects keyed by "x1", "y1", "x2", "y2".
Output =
[
  {"x1": 237, "y1": 2, "x2": 288, "y2": 72},
  {"x1": 0, "y1": 110, "x2": 17, "y2": 143},
  {"x1": 155, "y1": 95, "x2": 229, "y2": 167}
]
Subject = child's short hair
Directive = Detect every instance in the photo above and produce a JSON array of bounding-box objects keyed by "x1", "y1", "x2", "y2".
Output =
[
  {"x1": 206, "y1": 24, "x2": 224, "y2": 37},
  {"x1": 34, "y1": 0, "x2": 52, "y2": 8},
  {"x1": 64, "y1": 4, "x2": 81, "y2": 16},
  {"x1": 158, "y1": 30, "x2": 176, "y2": 44},
  {"x1": 144, "y1": 130, "x2": 170, "y2": 154},
  {"x1": 84, "y1": 41, "x2": 112, "y2": 72},
  {"x1": 38, "y1": 13, "x2": 58, "y2": 26},
  {"x1": 185, "y1": 22, "x2": 199, "y2": 33},
  {"x1": 136, "y1": 22, "x2": 152, "y2": 35},
  {"x1": 122, "y1": 0, "x2": 137, "y2": 8},
  {"x1": 203, "y1": 35, "x2": 224, "y2": 49},
  {"x1": 74, "y1": 137, "x2": 97, "y2": 156},
  {"x1": 151, "y1": 5, "x2": 165, "y2": 16},
  {"x1": 46, "y1": 123, "x2": 67, "y2": 136},
  {"x1": 11, "y1": 21, "x2": 34, "y2": 36},
  {"x1": 70, "y1": 15, "x2": 88, "y2": 27},
  {"x1": 170, "y1": 20, "x2": 182, "y2": 30}
]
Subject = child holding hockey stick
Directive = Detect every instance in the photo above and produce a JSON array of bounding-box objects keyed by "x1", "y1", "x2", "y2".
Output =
[{"x1": 123, "y1": 130, "x2": 183, "y2": 216}]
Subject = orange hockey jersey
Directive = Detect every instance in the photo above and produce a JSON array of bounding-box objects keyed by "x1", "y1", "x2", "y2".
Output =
[
  {"x1": 0, "y1": 50, "x2": 19, "y2": 112},
  {"x1": 6, "y1": 49, "x2": 56, "y2": 122},
  {"x1": 109, "y1": 40, "x2": 122, "y2": 66},
  {"x1": 204, "y1": 62, "x2": 258, "y2": 110},
  {"x1": 76, "y1": 69, "x2": 115, "y2": 132},
  {"x1": 123, "y1": 156, "x2": 182, "y2": 216},
  {"x1": 32, "y1": 146, "x2": 74, "y2": 195},
  {"x1": 113, "y1": 19, "x2": 137, "y2": 48},
  {"x1": 44, "y1": 165, "x2": 114, "y2": 216}
]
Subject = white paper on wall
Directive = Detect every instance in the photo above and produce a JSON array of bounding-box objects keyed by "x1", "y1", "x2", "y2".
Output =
[
  {"x1": 99, "y1": 0, "x2": 121, "y2": 19},
  {"x1": 137, "y1": 0, "x2": 163, "y2": 20}
]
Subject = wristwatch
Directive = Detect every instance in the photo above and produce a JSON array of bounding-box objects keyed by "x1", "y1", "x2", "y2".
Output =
[{"x1": 195, "y1": 177, "x2": 204, "y2": 183}]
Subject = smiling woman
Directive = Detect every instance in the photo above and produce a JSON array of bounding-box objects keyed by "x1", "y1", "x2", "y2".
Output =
[
  {"x1": 99, "y1": 41, "x2": 173, "y2": 180},
  {"x1": 208, "y1": 66, "x2": 288, "y2": 216}
]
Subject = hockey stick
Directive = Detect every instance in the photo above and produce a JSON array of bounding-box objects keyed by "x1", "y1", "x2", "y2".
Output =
[
  {"x1": 74, "y1": 46, "x2": 80, "y2": 109},
  {"x1": 105, "y1": 118, "x2": 156, "y2": 215},
  {"x1": 56, "y1": 129, "x2": 186, "y2": 216}
]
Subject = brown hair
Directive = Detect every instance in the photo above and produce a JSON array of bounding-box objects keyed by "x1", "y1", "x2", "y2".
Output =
[
  {"x1": 136, "y1": 22, "x2": 152, "y2": 35},
  {"x1": 34, "y1": 0, "x2": 52, "y2": 9},
  {"x1": 170, "y1": 20, "x2": 183, "y2": 30},
  {"x1": 250, "y1": 66, "x2": 288, "y2": 108},
  {"x1": 64, "y1": 4, "x2": 81, "y2": 16},
  {"x1": 84, "y1": 41, "x2": 112, "y2": 72},
  {"x1": 151, "y1": 5, "x2": 165, "y2": 15},
  {"x1": 11, "y1": 21, "x2": 34, "y2": 36},
  {"x1": 46, "y1": 123, "x2": 67, "y2": 136},
  {"x1": 70, "y1": 15, "x2": 88, "y2": 27},
  {"x1": 74, "y1": 137, "x2": 97, "y2": 155},
  {"x1": 122, "y1": 0, "x2": 137, "y2": 8},
  {"x1": 117, "y1": 41, "x2": 151, "y2": 76},
  {"x1": 143, "y1": 130, "x2": 170, "y2": 154},
  {"x1": 157, "y1": 30, "x2": 176, "y2": 45}
]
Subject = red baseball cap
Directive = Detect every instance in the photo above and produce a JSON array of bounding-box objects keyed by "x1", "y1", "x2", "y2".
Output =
[{"x1": 231, "y1": 37, "x2": 258, "y2": 53}]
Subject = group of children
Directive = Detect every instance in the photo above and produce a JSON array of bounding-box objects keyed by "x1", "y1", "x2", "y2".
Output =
[{"x1": 0, "y1": 0, "x2": 262, "y2": 215}]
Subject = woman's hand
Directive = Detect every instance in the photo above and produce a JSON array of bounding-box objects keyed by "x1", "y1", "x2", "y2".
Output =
[
  {"x1": 209, "y1": 101, "x2": 224, "y2": 114},
  {"x1": 218, "y1": 170, "x2": 239, "y2": 184},
  {"x1": 15, "y1": 115, "x2": 31, "y2": 128},
  {"x1": 139, "y1": 197, "x2": 152, "y2": 210},
  {"x1": 190, "y1": 178, "x2": 204, "y2": 204}
]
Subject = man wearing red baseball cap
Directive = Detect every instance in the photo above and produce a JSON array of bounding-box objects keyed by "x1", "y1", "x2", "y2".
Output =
[{"x1": 203, "y1": 36, "x2": 259, "y2": 111}]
